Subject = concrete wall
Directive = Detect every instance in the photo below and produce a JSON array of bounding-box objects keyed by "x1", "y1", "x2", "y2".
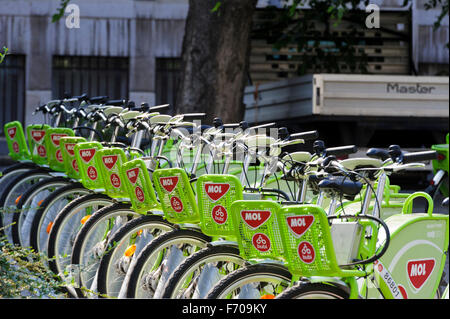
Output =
[{"x1": 0, "y1": 0, "x2": 188, "y2": 127}]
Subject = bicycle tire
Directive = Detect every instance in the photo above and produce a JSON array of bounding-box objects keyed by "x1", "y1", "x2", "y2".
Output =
[
  {"x1": 125, "y1": 229, "x2": 212, "y2": 299},
  {"x1": 275, "y1": 282, "x2": 349, "y2": 299},
  {"x1": 46, "y1": 192, "x2": 114, "y2": 275},
  {"x1": 162, "y1": 243, "x2": 245, "y2": 299},
  {"x1": 205, "y1": 263, "x2": 292, "y2": 299},
  {"x1": 70, "y1": 202, "x2": 140, "y2": 297},
  {"x1": 29, "y1": 182, "x2": 92, "y2": 253},
  {"x1": 12, "y1": 176, "x2": 71, "y2": 246},
  {"x1": 96, "y1": 214, "x2": 175, "y2": 298}
]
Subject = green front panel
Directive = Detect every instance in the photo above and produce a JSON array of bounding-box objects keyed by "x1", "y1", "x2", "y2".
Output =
[
  {"x1": 44, "y1": 127, "x2": 75, "y2": 172},
  {"x1": 59, "y1": 136, "x2": 86, "y2": 179},
  {"x1": 230, "y1": 200, "x2": 284, "y2": 261},
  {"x1": 74, "y1": 142, "x2": 104, "y2": 189},
  {"x1": 152, "y1": 168, "x2": 199, "y2": 224},
  {"x1": 276, "y1": 204, "x2": 343, "y2": 277},
  {"x1": 370, "y1": 214, "x2": 449, "y2": 299},
  {"x1": 4, "y1": 121, "x2": 31, "y2": 161},
  {"x1": 196, "y1": 174, "x2": 244, "y2": 238},
  {"x1": 120, "y1": 158, "x2": 160, "y2": 214},
  {"x1": 97, "y1": 147, "x2": 129, "y2": 198},
  {"x1": 26, "y1": 124, "x2": 51, "y2": 165}
]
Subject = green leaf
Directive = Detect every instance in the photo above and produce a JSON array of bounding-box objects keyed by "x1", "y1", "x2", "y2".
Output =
[{"x1": 211, "y1": 1, "x2": 222, "y2": 13}]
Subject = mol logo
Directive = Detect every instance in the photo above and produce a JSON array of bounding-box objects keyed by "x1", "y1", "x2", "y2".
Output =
[
  {"x1": 407, "y1": 259, "x2": 435, "y2": 291},
  {"x1": 286, "y1": 215, "x2": 314, "y2": 238},
  {"x1": 7, "y1": 127, "x2": 17, "y2": 139},
  {"x1": 204, "y1": 183, "x2": 230, "y2": 202},
  {"x1": 50, "y1": 133, "x2": 68, "y2": 147},
  {"x1": 65, "y1": 143, "x2": 76, "y2": 156},
  {"x1": 102, "y1": 155, "x2": 118, "y2": 170},
  {"x1": 126, "y1": 168, "x2": 140, "y2": 184},
  {"x1": 240, "y1": 210, "x2": 271, "y2": 230},
  {"x1": 159, "y1": 176, "x2": 179, "y2": 193},
  {"x1": 80, "y1": 148, "x2": 96, "y2": 163},
  {"x1": 31, "y1": 130, "x2": 46, "y2": 143}
]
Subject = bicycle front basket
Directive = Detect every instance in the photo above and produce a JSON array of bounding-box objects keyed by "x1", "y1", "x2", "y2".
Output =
[
  {"x1": 44, "y1": 127, "x2": 75, "y2": 172},
  {"x1": 59, "y1": 136, "x2": 86, "y2": 180},
  {"x1": 4, "y1": 121, "x2": 31, "y2": 161},
  {"x1": 27, "y1": 124, "x2": 51, "y2": 165},
  {"x1": 74, "y1": 141, "x2": 104, "y2": 190},
  {"x1": 97, "y1": 147, "x2": 130, "y2": 199}
]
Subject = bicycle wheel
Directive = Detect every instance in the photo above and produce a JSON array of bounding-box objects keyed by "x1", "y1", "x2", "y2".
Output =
[
  {"x1": 46, "y1": 193, "x2": 114, "y2": 277},
  {"x1": 29, "y1": 183, "x2": 93, "y2": 254},
  {"x1": 70, "y1": 202, "x2": 141, "y2": 297},
  {"x1": 96, "y1": 214, "x2": 175, "y2": 298},
  {"x1": 125, "y1": 229, "x2": 212, "y2": 299},
  {"x1": 0, "y1": 162, "x2": 36, "y2": 195},
  {"x1": 275, "y1": 282, "x2": 349, "y2": 299},
  {"x1": 12, "y1": 176, "x2": 71, "y2": 246},
  {"x1": 162, "y1": 243, "x2": 246, "y2": 299},
  {"x1": 205, "y1": 263, "x2": 292, "y2": 299},
  {"x1": 0, "y1": 168, "x2": 51, "y2": 243}
]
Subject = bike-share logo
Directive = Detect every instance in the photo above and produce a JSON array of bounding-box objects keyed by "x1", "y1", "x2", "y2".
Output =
[
  {"x1": 55, "y1": 149, "x2": 63, "y2": 162},
  {"x1": 252, "y1": 233, "x2": 271, "y2": 252},
  {"x1": 160, "y1": 176, "x2": 179, "y2": 193},
  {"x1": 407, "y1": 258, "x2": 435, "y2": 291},
  {"x1": 211, "y1": 205, "x2": 227, "y2": 224},
  {"x1": 37, "y1": 145, "x2": 47, "y2": 158},
  {"x1": 72, "y1": 159, "x2": 79, "y2": 172},
  {"x1": 7, "y1": 127, "x2": 17, "y2": 139},
  {"x1": 79, "y1": 148, "x2": 96, "y2": 163},
  {"x1": 170, "y1": 196, "x2": 183, "y2": 213},
  {"x1": 241, "y1": 210, "x2": 271, "y2": 229},
  {"x1": 286, "y1": 215, "x2": 314, "y2": 238},
  {"x1": 110, "y1": 173, "x2": 121, "y2": 188},
  {"x1": 298, "y1": 241, "x2": 315, "y2": 264},
  {"x1": 204, "y1": 183, "x2": 230, "y2": 202},
  {"x1": 87, "y1": 166, "x2": 98, "y2": 180},
  {"x1": 102, "y1": 155, "x2": 118, "y2": 170},
  {"x1": 135, "y1": 186, "x2": 145, "y2": 202},
  {"x1": 50, "y1": 133, "x2": 68, "y2": 147},
  {"x1": 126, "y1": 168, "x2": 140, "y2": 184}
]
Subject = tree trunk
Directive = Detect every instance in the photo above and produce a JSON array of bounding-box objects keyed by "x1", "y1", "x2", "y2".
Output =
[{"x1": 175, "y1": 0, "x2": 258, "y2": 125}]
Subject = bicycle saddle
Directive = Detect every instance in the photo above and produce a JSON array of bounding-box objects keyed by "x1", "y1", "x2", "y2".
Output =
[{"x1": 318, "y1": 176, "x2": 363, "y2": 198}]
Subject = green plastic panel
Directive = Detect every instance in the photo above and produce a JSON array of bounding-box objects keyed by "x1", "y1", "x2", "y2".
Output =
[
  {"x1": 74, "y1": 141, "x2": 104, "y2": 189},
  {"x1": 97, "y1": 147, "x2": 129, "y2": 198},
  {"x1": 26, "y1": 124, "x2": 51, "y2": 165},
  {"x1": 152, "y1": 167, "x2": 199, "y2": 224},
  {"x1": 3, "y1": 121, "x2": 31, "y2": 161},
  {"x1": 59, "y1": 136, "x2": 87, "y2": 179},
  {"x1": 44, "y1": 127, "x2": 75, "y2": 172},
  {"x1": 196, "y1": 174, "x2": 244, "y2": 238},
  {"x1": 431, "y1": 133, "x2": 449, "y2": 197},
  {"x1": 120, "y1": 158, "x2": 160, "y2": 214},
  {"x1": 230, "y1": 200, "x2": 284, "y2": 261}
]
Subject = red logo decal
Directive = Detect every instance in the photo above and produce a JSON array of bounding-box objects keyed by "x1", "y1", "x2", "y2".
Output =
[
  {"x1": 110, "y1": 173, "x2": 121, "y2": 188},
  {"x1": 12, "y1": 142, "x2": 19, "y2": 153},
  {"x1": 55, "y1": 149, "x2": 63, "y2": 162},
  {"x1": 212, "y1": 205, "x2": 228, "y2": 225},
  {"x1": 79, "y1": 148, "x2": 96, "y2": 163},
  {"x1": 72, "y1": 159, "x2": 79, "y2": 172},
  {"x1": 126, "y1": 168, "x2": 140, "y2": 184},
  {"x1": 7, "y1": 127, "x2": 17, "y2": 139},
  {"x1": 298, "y1": 241, "x2": 315, "y2": 264},
  {"x1": 241, "y1": 210, "x2": 271, "y2": 229},
  {"x1": 398, "y1": 285, "x2": 408, "y2": 299},
  {"x1": 286, "y1": 215, "x2": 314, "y2": 238},
  {"x1": 65, "y1": 143, "x2": 76, "y2": 156},
  {"x1": 31, "y1": 130, "x2": 46, "y2": 143},
  {"x1": 252, "y1": 233, "x2": 271, "y2": 252},
  {"x1": 204, "y1": 183, "x2": 230, "y2": 202},
  {"x1": 37, "y1": 145, "x2": 46, "y2": 157},
  {"x1": 51, "y1": 133, "x2": 68, "y2": 147},
  {"x1": 87, "y1": 166, "x2": 98, "y2": 180},
  {"x1": 102, "y1": 155, "x2": 118, "y2": 170},
  {"x1": 170, "y1": 196, "x2": 183, "y2": 213},
  {"x1": 407, "y1": 259, "x2": 435, "y2": 290},
  {"x1": 135, "y1": 186, "x2": 145, "y2": 202},
  {"x1": 160, "y1": 176, "x2": 179, "y2": 193}
]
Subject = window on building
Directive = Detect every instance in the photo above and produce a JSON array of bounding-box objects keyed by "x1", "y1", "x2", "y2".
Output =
[
  {"x1": 0, "y1": 55, "x2": 26, "y2": 135},
  {"x1": 155, "y1": 58, "x2": 181, "y2": 115},
  {"x1": 52, "y1": 56, "x2": 129, "y2": 100}
]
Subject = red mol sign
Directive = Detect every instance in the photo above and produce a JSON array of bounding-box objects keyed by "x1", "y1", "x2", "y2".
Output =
[
  {"x1": 102, "y1": 155, "x2": 118, "y2": 170},
  {"x1": 286, "y1": 215, "x2": 314, "y2": 238},
  {"x1": 407, "y1": 259, "x2": 435, "y2": 290},
  {"x1": 160, "y1": 176, "x2": 179, "y2": 193},
  {"x1": 204, "y1": 183, "x2": 230, "y2": 202},
  {"x1": 240, "y1": 210, "x2": 271, "y2": 230},
  {"x1": 80, "y1": 148, "x2": 96, "y2": 163}
]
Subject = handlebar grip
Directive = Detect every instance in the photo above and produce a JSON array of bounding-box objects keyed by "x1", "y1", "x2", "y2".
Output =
[
  {"x1": 105, "y1": 99, "x2": 126, "y2": 106},
  {"x1": 290, "y1": 130, "x2": 319, "y2": 141},
  {"x1": 366, "y1": 148, "x2": 390, "y2": 161},
  {"x1": 402, "y1": 150, "x2": 437, "y2": 164},
  {"x1": 325, "y1": 145, "x2": 358, "y2": 157}
]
